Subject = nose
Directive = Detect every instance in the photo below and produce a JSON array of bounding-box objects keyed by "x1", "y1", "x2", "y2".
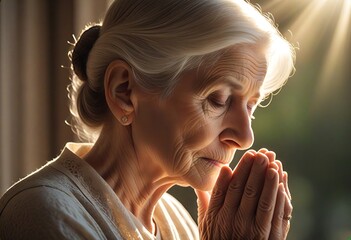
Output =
[{"x1": 219, "y1": 104, "x2": 254, "y2": 150}]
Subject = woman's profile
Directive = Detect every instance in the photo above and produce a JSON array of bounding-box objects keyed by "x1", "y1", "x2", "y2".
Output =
[{"x1": 0, "y1": 0, "x2": 295, "y2": 239}]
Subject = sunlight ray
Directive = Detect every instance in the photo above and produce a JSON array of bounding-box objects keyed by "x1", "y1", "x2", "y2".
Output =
[
  {"x1": 260, "y1": 0, "x2": 288, "y2": 16},
  {"x1": 259, "y1": 0, "x2": 281, "y2": 10},
  {"x1": 258, "y1": 0, "x2": 350, "y2": 113},
  {"x1": 314, "y1": 0, "x2": 351, "y2": 101},
  {"x1": 260, "y1": 0, "x2": 302, "y2": 23},
  {"x1": 287, "y1": 0, "x2": 334, "y2": 59}
]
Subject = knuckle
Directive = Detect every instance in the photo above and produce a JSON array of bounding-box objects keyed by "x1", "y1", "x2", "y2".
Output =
[
  {"x1": 285, "y1": 202, "x2": 293, "y2": 215},
  {"x1": 228, "y1": 180, "x2": 243, "y2": 193},
  {"x1": 289, "y1": 204, "x2": 294, "y2": 212},
  {"x1": 277, "y1": 211, "x2": 285, "y2": 221},
  {"x1": 212, "y1": 186, "x2": 226, "y2": 200},
  {"x1": 244, "y1": 184, "x2": 258, "y2": 199},
  {"x1": 258, "y1": 198, "x2": 273, "y2": 213}
]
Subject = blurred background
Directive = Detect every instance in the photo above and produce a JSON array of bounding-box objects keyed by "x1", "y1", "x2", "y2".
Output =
[{"x1": 1, "y1": 0, "x2": 350, "y2": 239}]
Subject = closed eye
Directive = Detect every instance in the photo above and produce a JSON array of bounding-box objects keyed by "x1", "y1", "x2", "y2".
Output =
[{"x1": 207, "y1": 93, "x2": 231, "y2": 109}]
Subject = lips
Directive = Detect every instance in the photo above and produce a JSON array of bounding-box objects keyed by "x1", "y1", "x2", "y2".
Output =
[{"x1": 202, "y1": 157, "x2": 228, "y2": 167}]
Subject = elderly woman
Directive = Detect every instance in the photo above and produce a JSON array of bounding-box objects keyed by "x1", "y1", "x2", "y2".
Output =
[{"x1": 0, "y1": 0, "x2": 295, "y2": 239}]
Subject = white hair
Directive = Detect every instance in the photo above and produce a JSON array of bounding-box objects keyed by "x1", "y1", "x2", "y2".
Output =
[{"x1": 69, "y1": 0, "x2": 295, "y2": 142}]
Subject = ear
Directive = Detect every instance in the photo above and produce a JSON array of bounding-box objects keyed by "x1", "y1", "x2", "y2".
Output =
[{"x1": 104, "y1": 60, "x2": 135, "y2": 125}]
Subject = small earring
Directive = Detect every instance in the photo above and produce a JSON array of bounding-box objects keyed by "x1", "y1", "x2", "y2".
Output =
[{"x1": 121, "y1": 115, "x2": 128, "y2": 124}]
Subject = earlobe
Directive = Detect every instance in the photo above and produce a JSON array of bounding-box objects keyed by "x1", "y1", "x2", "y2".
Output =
[{"x1": 104, "y1": 60, "x2": 135, "y2": 125}]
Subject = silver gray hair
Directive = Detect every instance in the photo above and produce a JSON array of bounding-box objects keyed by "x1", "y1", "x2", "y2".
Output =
[{"x1": 69, "y1": 0, "x2": 295, "y2": 142}]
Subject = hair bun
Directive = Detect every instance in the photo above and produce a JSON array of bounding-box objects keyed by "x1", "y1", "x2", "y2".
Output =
[{"x1": 72, "y1": 25, "x2": 101, "y2": 81}]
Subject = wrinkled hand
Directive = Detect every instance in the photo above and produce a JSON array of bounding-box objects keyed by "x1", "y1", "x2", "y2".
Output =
[{"x1": 196, "y1": 149, "x2": 292, "y2": 240}]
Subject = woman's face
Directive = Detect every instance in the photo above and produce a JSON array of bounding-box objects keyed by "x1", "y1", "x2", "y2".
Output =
[{"x1": 131, "y1": 46, "x2": 267, "y2": 191}]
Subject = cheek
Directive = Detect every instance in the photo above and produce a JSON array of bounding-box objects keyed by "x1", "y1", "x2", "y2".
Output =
[
  {"x1": 133, "y1": 97, "x2": 223, "y2": 183},
  {"x1": 132, "y1": 104, "x2": 176, "y2": 163},
  {"x1": 178, "y1": 115, "x2": 219, "y2": 152},
  {"x1": 175, "y1": 114, "x2": 232, "y2": 190},
  {"x1": 171, "y1": 113, "x2": 221, "y2": 175}
]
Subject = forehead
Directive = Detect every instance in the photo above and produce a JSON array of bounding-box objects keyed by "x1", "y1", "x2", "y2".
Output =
[{"x1": 194, "y1": 45, "x2": 267, "y2": 95}]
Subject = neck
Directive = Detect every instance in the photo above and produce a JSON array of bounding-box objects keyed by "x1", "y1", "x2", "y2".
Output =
[{"x1": 83, "y1": 124, "x2": 175, "y2": 233}]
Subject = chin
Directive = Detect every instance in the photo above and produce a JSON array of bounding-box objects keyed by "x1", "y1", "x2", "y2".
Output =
[
  {"x1": 180, "y1": 159, "x2": 224, "y2": 191},
  {"x1": 189, "y1": 170, "x2": 221, "y2": 192}
]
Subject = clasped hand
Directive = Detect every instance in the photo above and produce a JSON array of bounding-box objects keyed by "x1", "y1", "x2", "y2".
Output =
[{"x1": 196, "y1": 149, "x2": 292, "y2": 240}]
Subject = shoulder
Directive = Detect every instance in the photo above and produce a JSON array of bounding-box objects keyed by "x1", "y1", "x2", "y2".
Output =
[{"x1": 0, "y1": 184, "x2": 105, "y2": 239}]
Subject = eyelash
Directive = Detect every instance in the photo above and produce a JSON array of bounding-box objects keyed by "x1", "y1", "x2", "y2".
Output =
[
  {"x1": 207, "y1": 94, "x2": 257, "y2": 120},
  {"x1": 207, "y1": 94, "x2": 231, "y2": 109}
]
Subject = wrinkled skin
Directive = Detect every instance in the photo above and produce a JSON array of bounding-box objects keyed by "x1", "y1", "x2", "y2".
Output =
[
  {"x1": 196, "y1": 149, "x2": 292, "y2": 239},
  {"x1": 97, "y1": 45, "x2": 292, "y2": 236}
]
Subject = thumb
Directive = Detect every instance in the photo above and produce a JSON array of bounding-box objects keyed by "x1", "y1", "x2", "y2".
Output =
[{"x1": 195, "y1": 189, "x2": 210, "y2": 223}]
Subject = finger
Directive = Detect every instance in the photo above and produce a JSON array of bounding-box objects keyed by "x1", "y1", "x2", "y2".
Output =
[
  {"x1": 223, "y1": 151, "x2": 255, "y2": 213},
  {"x1": 195, "y1": 189, "x2": 211, "y2": 224},
  {"x1": 236, "y1": 153, "x2": 269, "y2": 221},
  {"x1": 207, "y1": 166, "x2": 232, "y2": 218},
  {"x1": 283, "y1": 171, "x2": 292, "y2": 200},
  {"x1": 274, "y1": 160, "x2": 284, "y2": 184},
  {"x1": 282, "y1": 194, "x2": 293, "y2": 239},
  {"x1": 269, "y1": 183, "x2": 286, "y2": 240},
  {"x1": 269, "y1": 162, "x2": 279, "y2": 172},
  {"x1": 283, "y1": 218, "x2": 291, "y2": 240},
  {"x1": 258, "y1": 148, "x2": 269, "y2": 154},
  {"x1": 258, "y1": 149, "x2": 276, "y2": 164},
  {"x1": 255, "y1": 168, "x2": 279, "y2": 238},
  {"x1": 243, "y1": 149, "x2": 257, "y2": 161}
]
